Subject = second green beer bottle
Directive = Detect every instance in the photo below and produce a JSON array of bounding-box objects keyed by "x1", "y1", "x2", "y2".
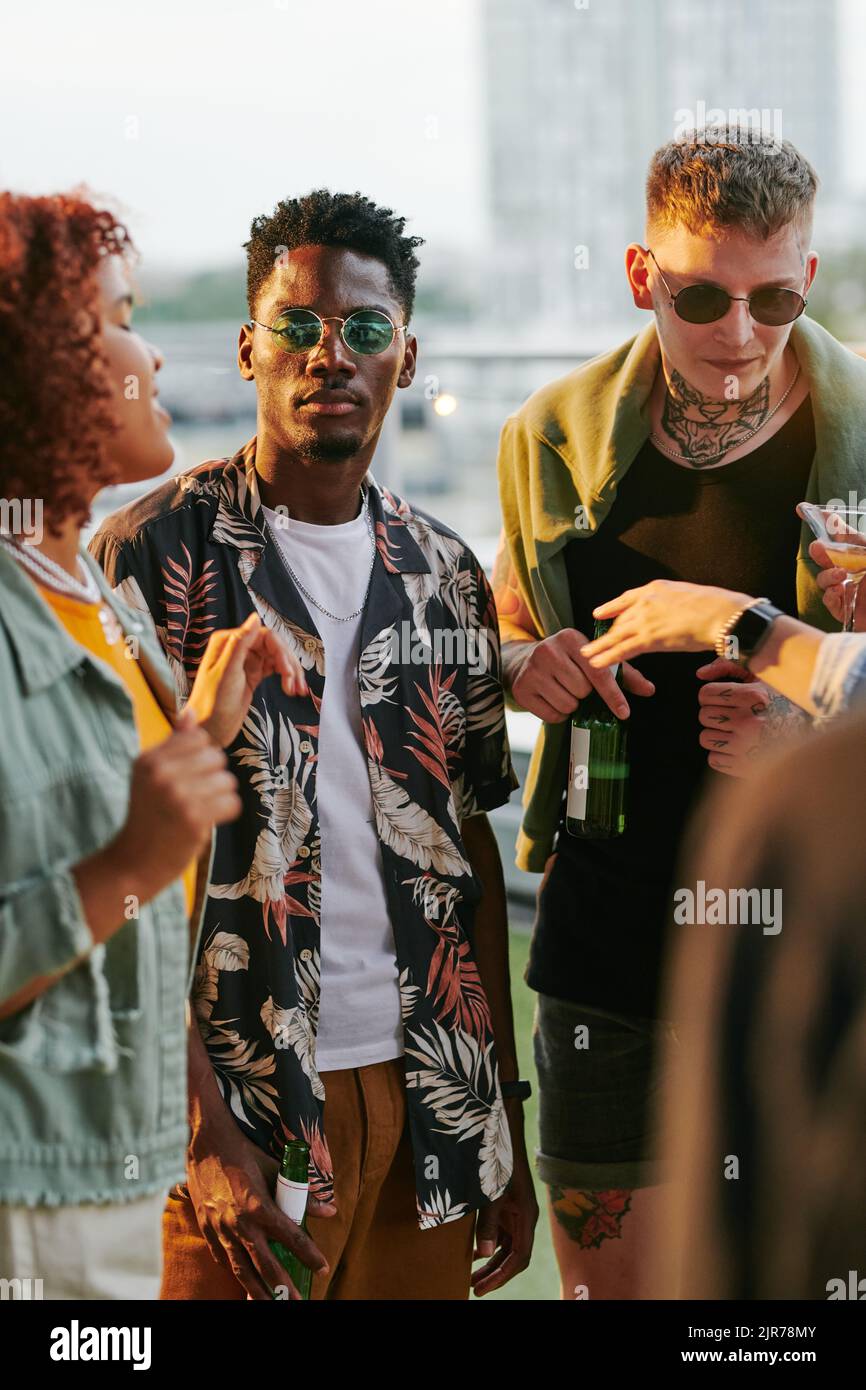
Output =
[
  {"x1": 566, "y1": 618, "x2": 629, "y2": 838},
  {"x1": 270, "y1": 1138, "x2": 313, "y2": 1299}
]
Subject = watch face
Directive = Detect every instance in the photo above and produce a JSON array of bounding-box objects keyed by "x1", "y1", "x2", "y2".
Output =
[{"x1": 733, "y1": 604, "x2": 777, "y2": 657}]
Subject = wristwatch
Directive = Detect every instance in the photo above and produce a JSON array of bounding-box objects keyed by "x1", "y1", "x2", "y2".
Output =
[
  {"x1": 500, "y1": 1080, "x2": 532, "y2": 1102},
  {"x1": 716, "y1": 599, "x2": 784, "y2": 668}
]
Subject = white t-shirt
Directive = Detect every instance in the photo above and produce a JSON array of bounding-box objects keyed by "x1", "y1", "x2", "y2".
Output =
[{"x1": 262, "y1": 502, "x2": 404, "y2": 1072}]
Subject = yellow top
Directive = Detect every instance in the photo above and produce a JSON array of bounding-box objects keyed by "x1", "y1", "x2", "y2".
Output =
[{"x1": 38, "y1": 584, "x2": 197, "y2": 919}]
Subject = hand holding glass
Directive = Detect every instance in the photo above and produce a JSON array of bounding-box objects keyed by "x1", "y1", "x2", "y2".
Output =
[{"x1": 798, "y1": 502, "x2": 866, "y2": 632}]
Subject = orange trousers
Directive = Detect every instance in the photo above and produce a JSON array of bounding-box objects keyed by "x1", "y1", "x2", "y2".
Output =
[{"x1": 161, "y1": 1057, "x2": 476, "y2": 1300}]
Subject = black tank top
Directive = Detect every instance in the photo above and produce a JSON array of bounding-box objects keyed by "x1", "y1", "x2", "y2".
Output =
[{"x1": 527, "y1": 393, "x2": 816, "y2": 1017}]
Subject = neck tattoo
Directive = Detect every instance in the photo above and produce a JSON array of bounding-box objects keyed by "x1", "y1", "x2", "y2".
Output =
[{"x1": 659, "y1": 368, "x2": 771, "y2": 467}]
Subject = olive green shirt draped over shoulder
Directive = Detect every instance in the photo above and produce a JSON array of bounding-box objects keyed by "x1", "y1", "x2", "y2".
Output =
[
  {"x1": 497, "y1": 316, "x2": 866, "y2": 873},
  {"x1": 0, "y1": 545, "x2": 212, "y2": 1206}
]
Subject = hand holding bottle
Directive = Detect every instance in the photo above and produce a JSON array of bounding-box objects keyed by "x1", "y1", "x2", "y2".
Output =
[
  {"x1": 185, "y1": 1130, "x2": 335, "y2": 1299},
  {"x1": 185, "y1": 1039, "x2": 336, "y2": 1301},
  {"x1": 508, "y1": 627, "x2": 654, "y2": 723}
]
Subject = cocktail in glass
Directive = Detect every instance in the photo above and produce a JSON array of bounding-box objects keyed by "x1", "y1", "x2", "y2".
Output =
[{"x1": 798, "y1": 501, "x2": 866, "y2": 632}]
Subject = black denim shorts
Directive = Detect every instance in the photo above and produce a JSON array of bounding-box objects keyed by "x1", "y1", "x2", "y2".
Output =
[{"x1": 532, "y1": 993, "x2": 678, "y2": 1191}]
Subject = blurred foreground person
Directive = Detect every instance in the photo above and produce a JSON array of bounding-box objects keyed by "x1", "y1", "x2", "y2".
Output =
[
  {"x1": 0, "y1": 192, "x2": 307, "y2": 1299},
  {"x1": 649, "y1": 706, "x2": 866, "y2": 1298}
]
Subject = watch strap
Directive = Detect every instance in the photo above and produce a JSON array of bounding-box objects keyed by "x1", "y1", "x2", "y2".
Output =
[
  {"x1": 717, "y1": 599, "x2": 784, "y2": 666},
  {"x1": 500, "y1": 1079, "x2": 532, "y2": 1102}
]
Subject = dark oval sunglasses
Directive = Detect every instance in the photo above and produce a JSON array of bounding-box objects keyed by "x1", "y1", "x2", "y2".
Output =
[
  {"x1": 251, "y1": 307, "x2": 408, "y2": 356},
  {"x1": 646, "y1": 248, "x2": 807, "y2": 327}
]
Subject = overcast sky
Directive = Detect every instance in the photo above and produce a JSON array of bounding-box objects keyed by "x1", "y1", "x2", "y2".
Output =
[
  {"x1": 0, "y1": 0, "x2": 483, "y2": 269},
  {"x1": 1, "y1": 0, "x2": 863, "y2": 272}
]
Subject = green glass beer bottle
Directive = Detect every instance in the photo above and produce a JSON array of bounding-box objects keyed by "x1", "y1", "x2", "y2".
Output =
[
  {"x1": 270, "y1": 1139, "x2": 313, "y2": 1299},
  {"x1": 566, "y1": 618, "x2": 629, "y2": 838}
]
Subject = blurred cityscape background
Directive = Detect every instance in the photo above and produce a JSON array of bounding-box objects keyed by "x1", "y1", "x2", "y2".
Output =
[
  {"x1": 1, "y1": 0, "x2": 859, "y2": 1297},
  {"x1": 50, "y1": 0, "x2": 861, "y2": 552}
]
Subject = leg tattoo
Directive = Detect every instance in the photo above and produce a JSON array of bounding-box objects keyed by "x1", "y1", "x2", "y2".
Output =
[{"x1": 549, "y1": 1186, "x2": 633, "y2": 1249}]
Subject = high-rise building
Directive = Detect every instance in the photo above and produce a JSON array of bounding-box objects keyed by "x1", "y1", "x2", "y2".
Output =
[{"x1": 482, "y1": 0, "x2": 840, "y2": 338}]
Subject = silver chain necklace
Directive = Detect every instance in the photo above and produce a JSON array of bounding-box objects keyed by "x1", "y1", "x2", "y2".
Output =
[
  {"x1": 650, "y1": 363, "x2": 801, "y2": 465},
  {"x1": 266, "y1": 487, "x2": 376, "y2": 623}
]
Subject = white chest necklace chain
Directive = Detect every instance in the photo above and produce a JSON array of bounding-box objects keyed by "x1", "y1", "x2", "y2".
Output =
[{"x1": 0, "y1": 532, "x2": 123, "y2": 643}]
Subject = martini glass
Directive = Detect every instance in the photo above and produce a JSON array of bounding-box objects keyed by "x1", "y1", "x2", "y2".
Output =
[{"x1": 798, "y1": 502, "x2": 866, "y2": 632}]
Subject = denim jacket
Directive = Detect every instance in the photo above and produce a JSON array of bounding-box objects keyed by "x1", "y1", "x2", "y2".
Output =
[{"x1": 0, "y1": 544, "x2": 212, "y2": 1206}]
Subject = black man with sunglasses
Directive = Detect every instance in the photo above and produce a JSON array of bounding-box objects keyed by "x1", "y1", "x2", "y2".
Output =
[
  {"x1": 90, "y1": 190, "x2": 537, "y2": 1301},
  {"x1": 493, "y1": 126, "x2": 866, "y2": 1301}
]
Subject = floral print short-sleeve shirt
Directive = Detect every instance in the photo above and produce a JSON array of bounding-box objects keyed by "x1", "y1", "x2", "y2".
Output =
[{"x1": 90, "y1": 439, "x2": 518, "y2": 1228}]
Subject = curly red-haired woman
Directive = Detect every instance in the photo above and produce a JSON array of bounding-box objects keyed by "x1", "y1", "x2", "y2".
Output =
[{"x1": 0, "y1": 192, "x2": 304, "y2": 1299}]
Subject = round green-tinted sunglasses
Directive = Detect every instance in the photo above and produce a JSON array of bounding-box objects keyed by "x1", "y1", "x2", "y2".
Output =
[{"x1": 251, "y1": 307, "x2": 408, "y2": 356}]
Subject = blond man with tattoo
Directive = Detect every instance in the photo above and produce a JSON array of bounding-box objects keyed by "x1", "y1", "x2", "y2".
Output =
[{"x1": 493, "y1": 126, "x2": 866, "y2": 1299}]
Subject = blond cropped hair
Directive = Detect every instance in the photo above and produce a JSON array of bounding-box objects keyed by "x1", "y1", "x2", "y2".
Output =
[{"x1": 646, "y1": 125, "x2": 818, "y2": 248}]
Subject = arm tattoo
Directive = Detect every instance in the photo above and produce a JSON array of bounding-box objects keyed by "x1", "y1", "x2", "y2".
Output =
[
  {"x1": 549, "y1": 1184, "x2": 633, "y2": 1249},
  {"x1": 491, "y1": 533, "x2": 541, "y2": 642},
  {"x1": 491, "y1": 536, "x2": 523, "y2": 623},
  {"x1": 493, "y1": 533, "x2": 542, "y2": 696},
  {"x1": 660, "y1": 368, "x2": 770, "y2": 467},
  {"x1": 756, "y1": 690, "x2": 812, "y2": 743}
]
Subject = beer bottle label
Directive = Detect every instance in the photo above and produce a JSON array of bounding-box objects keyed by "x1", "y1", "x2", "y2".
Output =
[
  {"x1": 567, "y1": 725, "x2": 591, "y2": 821},
  {"x1": 276, "y1": 1173, "x2": 309, "y2": 1225}
]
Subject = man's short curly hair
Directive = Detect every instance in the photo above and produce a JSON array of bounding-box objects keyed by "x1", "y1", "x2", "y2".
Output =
[
  {"x1": 0, "y1": 192, "x2": 134, "y2": 535},
  {"x1": 244, "y1": 189, "x2": 424, "y2": 322},
  {"x1": 646, "y1": 125, "x2": 818, "y2": 247}
]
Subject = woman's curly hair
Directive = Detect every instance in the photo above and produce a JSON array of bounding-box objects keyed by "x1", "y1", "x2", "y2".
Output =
[{"x1": 0, "y1": 192, "x2": 135, "y2": 535}]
